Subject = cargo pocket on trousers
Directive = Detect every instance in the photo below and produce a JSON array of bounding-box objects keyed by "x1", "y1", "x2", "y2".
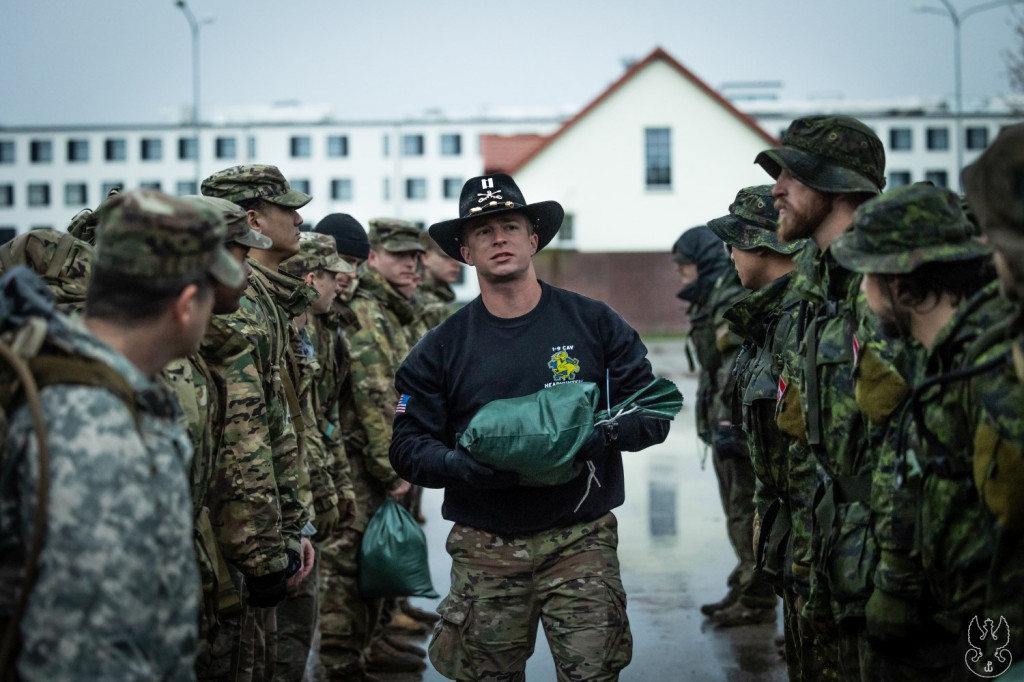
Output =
[
  {"x1": 601, "y1": 580, "x2": 633, "y2": 673},
  {"x1": 427, "y1": 593, "x2": 475, "y2": 681}
]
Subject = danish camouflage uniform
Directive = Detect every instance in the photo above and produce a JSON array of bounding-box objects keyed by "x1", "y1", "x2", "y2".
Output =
[{"x1": 755, "y1": 115, "x2": 889, "y2": 681}]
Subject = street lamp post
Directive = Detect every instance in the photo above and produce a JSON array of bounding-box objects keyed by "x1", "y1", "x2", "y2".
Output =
[
  {"x1": 176, "y1": 0, "x2": 202, "y2": 191},
  {"x1": 914, "y1": 0, "x2": 1024, "y2": 190}
]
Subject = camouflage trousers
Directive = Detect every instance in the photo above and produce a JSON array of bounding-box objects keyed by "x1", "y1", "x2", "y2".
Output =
[
  {"x1": 712, "y1": 441, "x2": 777, "y2": 607},
  {"x1": 429, "y1": 513, "x2": 632, "y2": 682},
  {"x1": 272, "y1": 549, "x2": 318, "y2": 682},
  {"x1": 197, "y1": 565, "x2": 276, "y2": 682},
  {"x1": 318, "y1": 524, "x2": 383, "y2": 676}
]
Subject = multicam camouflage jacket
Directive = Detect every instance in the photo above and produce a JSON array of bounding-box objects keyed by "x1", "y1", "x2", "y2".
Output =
[
  {"x1": 307, "y1": 312, "x2": 355, "y2": 508},
  {"x1": 222, "y1": 260, "x2": 311, "y2": 555},
  {"x1": 689, "y1": 267, "x2": 747, "y2": 445},
  {"x1": 346, "y1": 269, "x2": 417, "y2": 501},
  {"x1": 417, "y1": 276, "x2": 456, "y2": 331},
  {"x1": 874, "y1": 282, "x2": 1016, "y2": 638},
  {"x1": 3, "y1": 311, "x2": 199, "y2": 681}
]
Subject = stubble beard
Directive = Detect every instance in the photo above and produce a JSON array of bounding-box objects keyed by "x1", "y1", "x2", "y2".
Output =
[{"x1": 778, "y1": 192, "x2": 833, "y2": 243}]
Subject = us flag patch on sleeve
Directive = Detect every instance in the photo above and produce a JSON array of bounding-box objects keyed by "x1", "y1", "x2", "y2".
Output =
[{"x1": 395, "y1": 394, "x2": 410, "y2": 414}]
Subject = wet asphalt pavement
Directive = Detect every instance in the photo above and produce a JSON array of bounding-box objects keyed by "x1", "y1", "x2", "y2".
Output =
[{"x1": 379, "y1": 337, "x2": 788, "y2": 682}]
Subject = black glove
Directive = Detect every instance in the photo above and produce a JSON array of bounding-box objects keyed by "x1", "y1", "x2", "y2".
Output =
[
  {"x1": 576, "y1": 422, "x2": 618, "y2": 463},
  {"x1": 442, "y1": 448, "x2": 519, "y2": 489},
  {"x1": 244, "y1": 569, "x2": 288, "y2": 608},
  {"x1": 713, "y1": 423, "x2": 747, "y2": 459}
]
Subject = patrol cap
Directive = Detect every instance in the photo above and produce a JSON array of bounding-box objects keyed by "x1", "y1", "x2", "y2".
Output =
[
  {"x1": 963, "y1": 123, "x2": 1024, "y2": 243},
  {"x1": 315, "y1": 213, "x2": 370, "y2": 260},
  {"x1": 706, "y1": 185, "x2": 801, "y2": 255},
  {"x1": 280, "y1": 232, "x2": 355, "y2": 278},
  {"x1": 755, "y1": 115, "x2": 886, "y2": 195},
  {"x1": 368, "y1": 218, "x2": 426, "y2": 253},
  {"x1": 420, "y1": 229, "x2": 447, "y2": 255},
  {"x1": 94, "y1": 189, "x2": 245, "y2": 289},
  {"x1": 180, "y1": 195, "x2": 272, "y2": 250},
  {"x1": 831, "y1": 184, "x2": 990, "y2": 275},
  {"x1": 201, "y1": 164, "x2": 312, "y2": 208}
]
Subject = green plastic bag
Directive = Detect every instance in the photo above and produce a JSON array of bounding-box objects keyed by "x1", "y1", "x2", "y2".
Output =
[
  {"x1": 358, "y1": 498, "x2": 438, "y2": 599},
  {"x1": 459, "y1": 382, "x2": 600, "y2": 487}
]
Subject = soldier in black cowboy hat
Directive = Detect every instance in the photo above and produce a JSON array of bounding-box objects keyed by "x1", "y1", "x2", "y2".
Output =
[{"x1": 389, "y1": 173, "x2": 669, "y2": 680}]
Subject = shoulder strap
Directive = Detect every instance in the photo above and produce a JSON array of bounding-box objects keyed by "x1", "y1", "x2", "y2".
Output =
[
  {"x1": 43, "y1": 233, "x2": 77, "y2": 280},
  {"x1": 28, "y1": 354, "x2": 140, "y2": 428},
  {"x1": 0, "y1": 345, "x2": 50, "y2": 681}
]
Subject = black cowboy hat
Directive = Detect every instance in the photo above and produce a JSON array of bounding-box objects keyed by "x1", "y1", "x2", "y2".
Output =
[{"x1": 428, "y1": 174, "x2": 564, "y2": 263}]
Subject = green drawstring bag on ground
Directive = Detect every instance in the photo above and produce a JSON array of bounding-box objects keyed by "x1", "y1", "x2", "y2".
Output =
[
  {"x1": 458, "y1": 382, "x2": 600, "y2": 487},
  {"x1": 358, "y1": 498, "x2": 439, "y2": 599}
]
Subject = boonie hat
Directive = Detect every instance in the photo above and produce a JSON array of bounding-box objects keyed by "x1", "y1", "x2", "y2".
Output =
[
  {"x1": 201, "y1": 164, "x2": 312, "y2": 208},
  {"x1": 369, "y1": 218, "x2": 426, "y2": 254},
  {"x1": 706, "y1": 185, "x2": 801, "y2": 255},
  {"x1": 429, "y1": 174, "x2": 564, "y2": 263},
  {"x1": 755, "y1": 115, "x2": 886, "y2": 195},
  {"x1": 831, "y1": 184, "x2": 990, "y2": 275},
  {"x1": 94, "y1": 189, "x2": 245, "y2": 288}
]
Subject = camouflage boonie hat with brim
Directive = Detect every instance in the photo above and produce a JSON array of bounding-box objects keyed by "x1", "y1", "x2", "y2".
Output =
[
  {"x1": 94, "y1": 189, "x2": 245, "y2": 288},
  {"x1": 832, "y1": 184, "x2": 990, "y2": 275},
  {"x1": 706, "y1": 185, "x2": 801, "y2": 255},
  {"x1": 755, "y1": 115, "x2": 886, "y2": 195},
  {"x1": 369, "y1": 218, "x2": 426, "y2": 253},
  {"x1": 201, "y1": 164, "x2": 312, "y2": 208},
  {"x1": 180, "y1": 195, "x2": 272, "y2": 250},
  {"x1": 281, "y1": 232, "x2": 355, "y2": 278},
  {"x1": 0, "y1": 228, "x2": 94, "y2": 312}
]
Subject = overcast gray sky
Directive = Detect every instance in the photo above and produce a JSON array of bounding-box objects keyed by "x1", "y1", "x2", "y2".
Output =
[{"x1": 2, "y1": 0, "x2": 1022, "y2": 126}]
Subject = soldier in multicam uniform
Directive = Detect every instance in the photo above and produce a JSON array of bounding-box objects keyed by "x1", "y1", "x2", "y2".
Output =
[
  {"x1": 960, "y1": 124, "x2": 1024, "y2": 678},
  {"x1": 201, "y1": 165, "x2": 322, "y2": 682},
  {"x1": 708, "y1": 185, "x2": 807, "y2": 662},
  {"x1": 161, "y1": 195, "x2": 295, "y2": 682},
  {"x1": 390, "y1": 174, "x2": 669, "y2": 681},
  {"x1": 1, "y1": 189, "x2": 245, "y2": 681},
  {"x1": 673, "y1": 224, "x2": 776, "y2": 625},
  {"x1": 754, "y1": 115, "x2": 888, "y2": 680},
  {"x1": 827, "y1": 183, "x2": 1014, "y2": 679},
  {"x1": 0, "y1": 228, "x2": 94, "y2": 313},
  {"x1": 338, "y1": 217, "x2": 431, "y2": 677},
  {"x1": 417, "y1": 230, "x2": 462, "y2": 330}
]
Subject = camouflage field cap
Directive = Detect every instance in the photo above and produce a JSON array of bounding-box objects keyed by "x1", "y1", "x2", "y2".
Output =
[
  {"x1": 94, "y1": 189, "x2": 245, "y2": 288},
  {"x1": 963, "y1": 123, "x2": 1024, "y2": 244},
  {"x1": 280, "y1": 232, "x2": 355, "y2": 278},
  {"x1": 706, "y1": 185, "x2": 801, "y2": 255},
  {"x1": 832, "y1": 184, "x2": 990, "y2": 275},
  {"x1": 755, "y1": 115, "x2": 886, "y2": 195},
  {"x1": 180, "y1": 195, "x2": 272, "y2": 250},
  {"x1": 0, "y1": 228, "x2": 94, "y2": 312},
  {"x1": 369, "y1": 218, "x2": 426, "y2": 253},
  {"x1": 420, "y1": 229, "x2": 447, "y2": 255},
  {"x1": 201, "y1": 164, "x2": 312, "y2": 208}
]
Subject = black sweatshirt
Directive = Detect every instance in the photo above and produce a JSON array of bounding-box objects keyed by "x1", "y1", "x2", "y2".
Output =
[{"x1": 390, "y1": 281, "x2": 669, "y2": 535}]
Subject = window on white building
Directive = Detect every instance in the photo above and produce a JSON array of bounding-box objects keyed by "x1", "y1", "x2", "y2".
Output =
[
  {"x1": 558, "y1": 213, "x2": 575, "y2": 242},
  {"x1": 291, "y1": 136, "x2": 311, "y2": 158},
  {"x1": 101, "y1": 181, "x2": 123, "y2": 197},
  {"x1": 441, "y1": 134, "x2": 461, "y2": 156},
  {"x1": 30, "y1": 140, "x2": 53, "y2": 163},
  {"x1": 966, "y1": 127, "x2": 989, "y2": 150},
  {"x1": 0, "y1": 141, "x2": 14, "y2": 164},
  {"x1": 402, "y1": 134, "x2": 424, "y2": 156},
  {"x1": 924, "y1": 170, "x2": 948, "y2": 188},
  {"x1": 383, "y1": 177, "x2": 390, "y2": 201},
  {"x1": 28, "y1": 183, "x2": 50, "y2": 207},
  {"x1": 926, "y1": 127, "x2": 949, "y2": 151},
  {"x1": 889, "y1": 128, "x2": 912, "y2": 151},
  {"x1": 65, "y1": 182, "x2": 88, "y2": 206},
  {"x1": 291, "y1": 179, "x2": 310, "y2": 195},
  {"x1": 141, "y1": 138, "x2": 163, "y2": 161},
  {"x1": 216, "y1": 137, "x2": 237, "y2": 159},
  {"x1": 331, "y1": 178, "x2": 353, "y2": 201},
  {"x1": 406, "y1": 178, "x2": 427, "y2": 200},
  {"x1": 67, "y1": 139, "x2": 89, "y2": 163},
  {"x1": 442, "y1": 177, "x2": 462, "y2": 199},
  {"x1": 328, "y1": 136, "x2": 349, "y2": 158},
  {"x1": 888, "y1": 171, "x2": 912, "y2": 188},
  {"x1": 0, "y1": 184, "x2": 13, "y2": 207},
  {"x1": 177, "y1": 180, "x2": 197, "y2": 195},
  {"x1": 645, "y1": 128, "x2": 671, "y2": 188},
  {"x1": 105, "y1": 138, "x2": 127, "y2": 161},
  {"x1": 179, "y1": 137, "x2": 198, "y2": 160},
  {"x1": 139, "y1": 181, "x2": 162, "y2": 191}
]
